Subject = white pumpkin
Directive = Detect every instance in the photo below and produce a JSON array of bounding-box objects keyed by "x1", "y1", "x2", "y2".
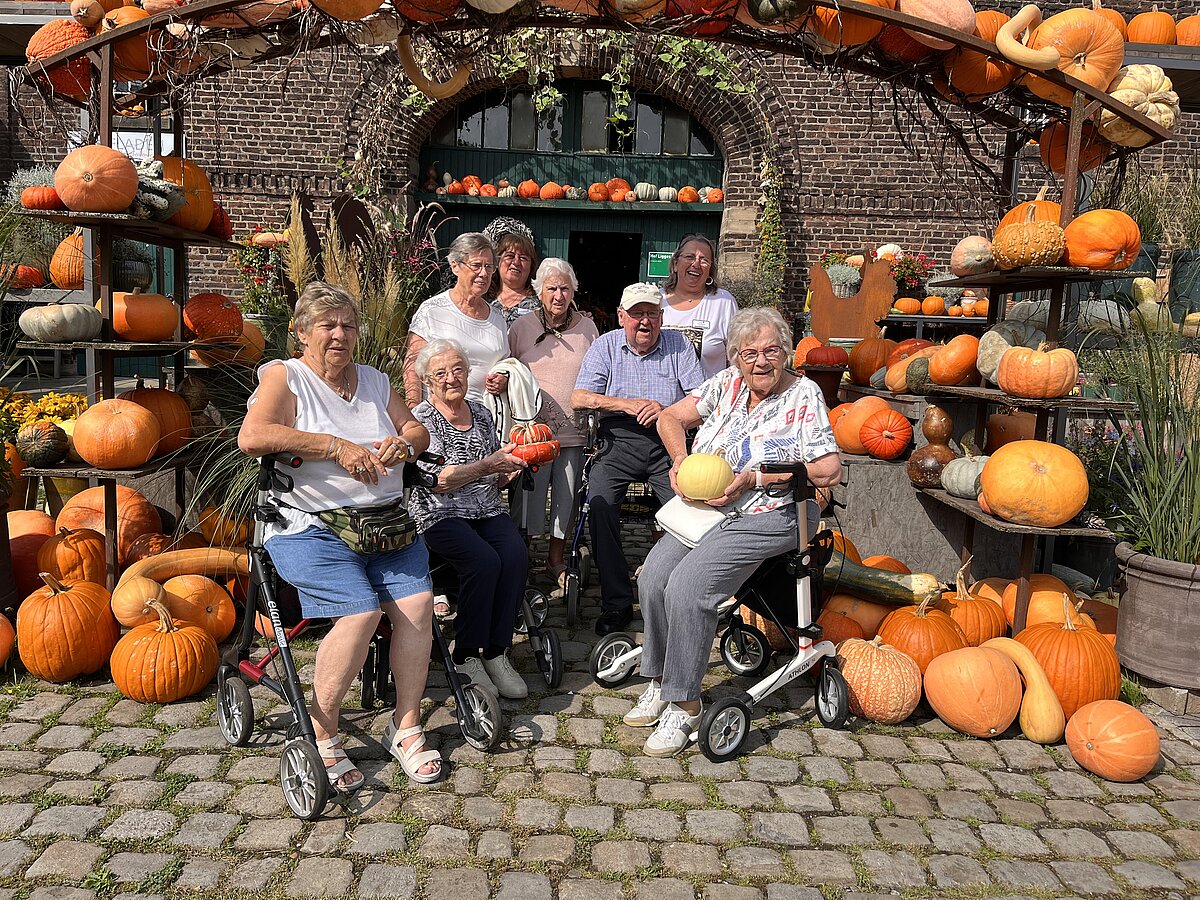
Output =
[
  {"x1": 1077, "y1": 298, "x2": 1129, "y2": 334},
  {"x1": 941, "y1": 453, "x2": 990, "y2": 500},
  {"x1": 18, "y1": 301, "x2": 103, "y2": 343},
  {"x1": 658, "y1": 186, "x2": 678, "y2": 202},
  {"x1": 1099, "y1": 65, "x2": 1180, "y2": 148},
  {"x1": 634, "y1": 182, "x2": 658, "y2": 201},
  {"x1": 1006, "y1": 299, "x2": 1052, "y2": 331},
  {"x1": 976, "y1": 321, "x2": 1045, "y2": 383}
]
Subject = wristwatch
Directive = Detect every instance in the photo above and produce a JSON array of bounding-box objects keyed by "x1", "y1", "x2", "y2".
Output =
[{"x1": 399, "y1": 437, "x2": 416, "y2": 460}]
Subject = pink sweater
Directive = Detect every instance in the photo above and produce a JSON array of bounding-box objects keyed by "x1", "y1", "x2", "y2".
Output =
[{"x1": 509, "y1": 311, "x2": 600, "y2": 447}]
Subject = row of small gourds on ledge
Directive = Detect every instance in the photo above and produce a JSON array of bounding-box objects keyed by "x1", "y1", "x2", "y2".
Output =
[
  {"x1": 434, "y1": 175, "x2": 724, "y2": 205},
  {"x1": 21, "y1": 1, "x2": 1182, "y2": 153},
  {"x1": 665, "y1": 455, "x2": 1151, "y2": 782}
]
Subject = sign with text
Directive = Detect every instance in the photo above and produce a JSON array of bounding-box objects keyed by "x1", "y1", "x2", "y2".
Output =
[{"x1": 647, "y1": 251, "x2": 672, "y2": 279}]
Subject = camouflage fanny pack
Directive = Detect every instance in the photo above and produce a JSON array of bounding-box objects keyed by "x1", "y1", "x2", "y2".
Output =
[{"x1": 317, "y1": 497, "x2": 417, "y2": 556}]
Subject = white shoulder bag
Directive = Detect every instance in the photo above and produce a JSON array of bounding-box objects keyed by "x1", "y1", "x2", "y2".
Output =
[{"x1": 654, "y1": 493, "x2": 757, "y2": 549}]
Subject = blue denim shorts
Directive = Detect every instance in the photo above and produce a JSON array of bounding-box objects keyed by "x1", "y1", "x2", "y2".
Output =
[{"x1": 265, "y1": 526, "x2": 432, "y2": 618}]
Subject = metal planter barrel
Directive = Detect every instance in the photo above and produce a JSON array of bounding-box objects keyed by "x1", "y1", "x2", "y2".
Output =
[{"x1": 1114, "y1": 541, "x2": 1200, "y2": 690}]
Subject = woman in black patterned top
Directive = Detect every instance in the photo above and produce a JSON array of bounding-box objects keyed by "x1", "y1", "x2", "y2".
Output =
[{"x1": 410, "y1": 339, "x2": 532, "y2": 700}]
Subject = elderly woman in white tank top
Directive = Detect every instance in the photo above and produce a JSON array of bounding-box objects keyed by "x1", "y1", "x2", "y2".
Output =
[{"x1": 239, "y1": 282, "x2": 442, "y2": 789}]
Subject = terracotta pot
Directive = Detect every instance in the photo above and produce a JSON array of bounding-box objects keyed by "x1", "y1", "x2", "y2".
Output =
[
  {"x1": 1114, "y1": 541, "x2": 1200, "y2": 689},
  {"x1": 801, "y1": 365, "x2": 846, "y2": 409}
]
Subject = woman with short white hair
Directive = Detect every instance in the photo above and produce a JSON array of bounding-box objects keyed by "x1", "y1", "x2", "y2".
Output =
[{"x1": 508, "y1": 258, "x2": 599, "y2": 587}]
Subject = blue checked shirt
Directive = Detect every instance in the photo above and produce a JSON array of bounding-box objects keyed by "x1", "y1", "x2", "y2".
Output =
[{"x1": 574, "y1": 328, "x2": 705, "y2": 408}]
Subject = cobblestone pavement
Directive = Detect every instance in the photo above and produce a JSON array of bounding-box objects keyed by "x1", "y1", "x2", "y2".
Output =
[{"x1": 1, "y1": 530, "x2": 1198, "y2": 900}]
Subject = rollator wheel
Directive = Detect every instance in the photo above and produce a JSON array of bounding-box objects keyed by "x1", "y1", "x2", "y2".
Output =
[
  {"x1": 517, "y1": 589, "x2": 548, "y2": 634},
  {"x1": 216, "y1": 670, "x2": 254, "y2": 747},
  {"x1": 536, "y1": 627, "x2": 564, "y2": 689},
  {"x1": 720, "y1": 624, "x2": 772, "y2": 678},
  {"x1": 699, "y1": 696, "x2": 752, "y2": 762},
  {"x1": 279, "y1": 739, "x2": 329, "y2": 821},
  {"x1": 565, "y1": 571, "x2": 581, "y2": 628},
  {"x1": 459, "y1": 683, "x2": 503, "y2": 751},
  {"x1": 815, "y1": 660, "x2": 850, "y2": 728},
  {"x1": 588, "y1": 632, "x2": 636, "y2": 687},
  {"x1": 361, "y1": 642, "x2": 378, "y2": 710}
]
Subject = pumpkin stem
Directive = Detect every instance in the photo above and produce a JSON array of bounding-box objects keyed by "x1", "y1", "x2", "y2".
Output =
[
  {"x1": 1060, "y1": 593, "x2": 1078, "y2": 631},
  {"x1": 145, "y1": 598, "x2": 178, "y2": 634},
  {"x1": 1033, "y1": 183, "x2": 1049, "y2": 203},
  {"x1": 38, "y1": 572, "x2": 68, "y2": 594},
  {"x1": 915, "y1": 593, "x2": 938, "y2": 616},
  {"x1": 954, "y1": 557, "x2": 973, "y2": 602}
]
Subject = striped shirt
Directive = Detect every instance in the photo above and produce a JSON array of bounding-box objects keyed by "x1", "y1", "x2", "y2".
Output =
[{"x1": 574, "y1": 328, "x2": 705, "y2": 409}]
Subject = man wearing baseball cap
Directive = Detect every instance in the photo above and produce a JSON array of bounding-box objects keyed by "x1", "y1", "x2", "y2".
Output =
[{"x1": 572, "y1": 283, "x2": 705, "y2": 636}]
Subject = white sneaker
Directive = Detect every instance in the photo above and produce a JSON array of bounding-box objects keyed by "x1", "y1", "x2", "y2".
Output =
[
  {"x1": 483, "y1": 653, "x2": 528, "y2": 700},
  {"x1": 456, "y1": 656, "x2": 497, "y2": 698},
  {"x1": 623, "y1": 680, "x2": 668, "y2": 727},
  {"x1": 643, "y1": 703, "x2": 702, "y2": 758}
]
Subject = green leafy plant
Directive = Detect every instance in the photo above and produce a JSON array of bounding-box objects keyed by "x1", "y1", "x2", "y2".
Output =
[
  {"x1": 1173, "y1": 164, "x2": 1200, "y2": 250},
  {"x1": 753, "y1": 151, "x2": 787, "y2": 308},
  {"x1": 231, "y1": 231, "x2": 292, "y2": 319}
]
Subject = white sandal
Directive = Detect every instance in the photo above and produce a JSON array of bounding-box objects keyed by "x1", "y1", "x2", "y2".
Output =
[
  {"x1": 315, "y1": 734, "x2": 365, "y2": 793},
  {"x1": 383, "y1": 720, "x2": 443, "y2": 784}
]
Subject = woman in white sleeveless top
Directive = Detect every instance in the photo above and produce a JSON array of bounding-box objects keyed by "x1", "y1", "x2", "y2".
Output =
[{"x1": 239, "y1": 283, "x2": 442, "y2": 787}]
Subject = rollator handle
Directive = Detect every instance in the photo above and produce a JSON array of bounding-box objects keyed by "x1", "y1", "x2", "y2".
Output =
[
  {"x1": 404, "y1": 452, "x2": 445, "y2": 490},
  {"x1": 258, "y1": 453, "x2": 304, "y2": 492},
  {"x1": 760, "y1": 461, "x2": 815, "y2": 502}
]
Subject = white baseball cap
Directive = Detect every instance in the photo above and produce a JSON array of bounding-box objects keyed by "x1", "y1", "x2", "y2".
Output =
[{"x1": 618, "y1": 282, "x2": 663, "y2": 311}]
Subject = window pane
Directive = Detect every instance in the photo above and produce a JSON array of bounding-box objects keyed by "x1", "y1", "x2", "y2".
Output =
[
  {"x1": 663, "y1": 106, "x2": 689, "y2": 156},
  {"x1": 457, "y1": 108, "x2": 482, "y2": 148},
  {"x1": 690, "y1": 121, "x2": 717, "y2": 157},
  {"x1": 483, "y1": 100, "x2": 509, "y2": 149},
  {"x1": 581, "y1": 90, "x2": 608, "y2": 152},
  {"x1": 510, "y1": 92, "x2": 536, "y2": 150},
  {"x1": 430, "y1": 112, "x2": 455, "y2": 147},
  {"x1": 635, "y1": 98, "x2": 662, "y2": 155},
  {"x1": 538, "y1": 99, "x2": 563, "y2": 153}
]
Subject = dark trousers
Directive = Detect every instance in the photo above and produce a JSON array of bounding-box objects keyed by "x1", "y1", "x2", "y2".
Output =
[
  {"x1": 424, "y1": 514, "x2": 528, "y2": 651},
  {"x1": 588, "y1": 417, "x2": 675, "y2": 614}
]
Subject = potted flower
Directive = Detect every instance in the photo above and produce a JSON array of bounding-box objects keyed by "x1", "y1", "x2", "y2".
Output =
[
  {"x1": 1090, "y1": 326, "x2": 1200, "y2": 695},
  {"x1": 877, "y1": 245, "x2": 934, "y2": 297},
  {"x1": 231, "y1": 228, "x2": 292, "y2": 351}
]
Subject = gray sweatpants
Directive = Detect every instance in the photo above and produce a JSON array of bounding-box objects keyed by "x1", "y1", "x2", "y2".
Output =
[{"x1": 638, "y1": 505, "x2": 797, "y2": 703}]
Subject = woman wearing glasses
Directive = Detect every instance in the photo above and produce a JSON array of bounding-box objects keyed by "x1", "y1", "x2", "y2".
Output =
[
  {"x1": 621, "y1": 307, "x2": 842, "y2": 758},
  {"x1": 660, "y1": 233, "x2": 739, "y2": 378},
  {"x1": 404, "y1": 232, "x2": 509, "y2": 404},
  {"x1": 508, "y1": 258, "x2": 599, "y2": 588}
]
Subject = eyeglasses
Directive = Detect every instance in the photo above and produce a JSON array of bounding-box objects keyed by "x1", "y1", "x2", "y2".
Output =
[
  {"x1": 737, "y1": 346, "x2": 784, "y2": 364},
  {"x1": 679, "y1": 253, "x2": 713, "y2": 267},
  {"x1": 457, "y1": 260, "x2": 496, "y2": 274},
  {"x1": 428, "y1": 365, "x2": 467, "y2": 383},
  {"x1": 624, "y1": 309, "x2": 662, "y2": 321}
]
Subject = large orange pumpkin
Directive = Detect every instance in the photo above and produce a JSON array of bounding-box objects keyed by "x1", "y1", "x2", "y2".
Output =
[
  {"x1": 1090, "y1": 0, "x2": 1126, "y2": 39},
  {"x1": 979, "y1": 440, "x2": 1089, "y2": 528},
  {"x1": 1065, "y1": 699, "x2": 1161, "y2": 782},
  {"x1": 1000, "y1": 572, "x2": 1083, "y2": 628},
  {"x1": 816, "y1": 609, "x2": 865, "y2": 647},
  {"x1": 57, "y1": 484, "x2": 162, "y2": 567},
  {"x1": 996, "y1": 344, "x2": 1079, "y2": 399},
  {"x1": 830, "y1": 533, "x2": 862, "y2": 564},
  {"x1": 156, "y1": 156, "x2": 214, "y2": 232},
  {"x1": 102, "y1": 6, "x2": 154, "y2": 80},
  {"x1": 928, "y1": 334, "x2": 980, "y2": 386},
  {"x1": 944, "y1": 10, "x2": 1015, "y2": 99},
  {"x1": 937, "y1": 561, "x2": 1007, "y2": 646},
  {"x1": 808, "y1": 0, "x2": 895, "y2": 49},
  {"x1": 1127, "y1": 6, "x2": 1177, "y2": 45},
  {"x1": 847, "y1": 337, "x2": 897, "y2": 386},
  {"x1": 837, "y1": 636, "x2": 922, "y2": 725},
  {"x1": 995, "y1": 185, "x2": 1062, "y2": 237},
  {"x1": 109, "y1": 289, "x2": 179, "y2": 342},
  {"x1": 1016, "y1": 595, "x2": 1122, "y2": 718},
  {"x1": 71, "y1": 399, "x2": 160, "y2": 469},
  {"x1": 1025, "y1": 10, "x2": 1126, "y2": 107},
  {"x1": 198, "y1": 506, "x2": 251, "y2": 547},
  {"x1": 792, "y1": 335, "x2": 822, "y2": 368},
  {"x1": 1063, "y1": 209, "x2": 1142, "y2": 270},
  {"x1": 161, "y1": 574, "x2": 236, "y2": 642},
  {"x1": 1179, "y1": 14, "x2": 1200, "y2": 46},
  {"x1": 833, "y1": 396, "x2": 889, "y2": 455},
  {"x1": 36, "y1": 527, "x2": 106, "y2": 586},
  {"x1": 184, "y1": 292, "x2": 242, "y2": 339},
  {"x1": 539, "y1": 181, "x2": 565, "y2": 201},
  {"x1": 876, "y1": 595, "x2": 969, "y2": 674},
  {"x1": 110, "y1": 598, "x2": 218, "y2": 703},
  {"x1": 117, "y1": 377, "x2": 191, "y2": 456},
  {"x1": 17, "y1": 574, "x2": 118, "y2": 683},
  {"x1": 192, "y1": 320, "x2": 265, "y2": 367},
  {"x1": 26, "y1": 19, "x2": 91, "y2": 98},
  {"x1": 924, "y1": 646, "x2": 1022, "y2": 738},
  {"x1": 1038, "y1": 122, "x2": 1109, "y2": 177},
  {"x1": 859, "y1": 408, "x2": 912, "y2": 461},
  {"x1": 8, "y1": 510, "x2": 55, "y2": 599},
  {"x1": 518, "y1": 179, "x2": 541, "y2": 199},
  {"x1": 54, "y1": 146, "x2": 138, "y2": 214}
]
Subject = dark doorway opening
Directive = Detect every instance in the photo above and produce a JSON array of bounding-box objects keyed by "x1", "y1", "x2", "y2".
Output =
[{"x1": 569, "y1": 231, "x2": 642, "y2": 333}]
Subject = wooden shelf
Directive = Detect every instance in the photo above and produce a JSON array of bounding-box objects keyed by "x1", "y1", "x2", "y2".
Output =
[
  {"x1": 928, "y1": 383, "x2": 1136, "y2": 412},
  {"x1": 23, "y1": 448, "x2": 199, "y2": 479},
  {"x1": 878, "y1": 314, "x2": 990, "y2": 327},
  {"x1": 17, "y1": 340, "x2": 236, "y2": 355},
  {"x1": 16, "y1": 210, "x2": 240, "y2": 249},
  {"x1": 929, "y1": 267, "x2": 1155, "y2": 291},
  {"x1": 415, "y1": 193, "x2": 723, "y2": 214},
  {"x1": 918, "y1": 487, "x2": 1114, "y2": 540}
]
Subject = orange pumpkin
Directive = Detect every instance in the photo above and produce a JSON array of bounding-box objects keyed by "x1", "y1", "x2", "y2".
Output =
[
  {"x1": 808, "y1": 0, "x2": 895, "y2": 49},
  {"x1": 970, "y1": 576, "x2": 1008, "y2": 610},
  {"x1": 0, "y1": 615, "x2": 13, "y2": 668},
  {"x1": 17, "y1": 574, "x2": 118, "y2": 683},
  {"x1": 517, "y1": 179, "x2": 540, "y2": 199},
  {"x1": 20, "y1": 185, "x2": 65, "y2": 212},
  {"x1": 199, "y1": 506, "x2": 251, "y2": 547},
  {"x1": 928, "y1": 334, "x2": 980, "y2": 386},
  {"x1": 606, "y1": 178, "x2": 632, "y2": 196},
  {"x1": 1078, "y1": 595, "x2": 1118, "y2": 646},
  {"x1": 157, "y1": 156, "x2": 214, "y2": 232},
  {"x1": 309, "y1": 0, "x2": 385, "y2": 20},
  {"x1": 847, "y1": 337, "x2": 897, "y2": 386},
  {"x1": 824, "y1": 594, "x2": 893, "y2": 639},
  {"x1": 1090, "y1": 0, "x2": 1126, "y2": 39},
  {"x1": 445, "y1": 180, "x2": 466, "y2": 195},
  {"x1": 1179, "y1": 14, "x2": 1200, "y2": 46},
  {"x1": 996, "y1": 344, "x2": 1079, "y2": 399},
  {"x1": 479, "y1": 183, "x2": 498, "y2": 197},
  {"x1": 828, "y1": 403, "x2": 852, "y2": 432},
  {"x1": 979, "y1": 440, "x2": 1089, "y2": 529},
  {"x1": 944, "y1": 10, "x2": 1015, "y2": 99},
  {"x1": 936, "y1": 561, "x2": 1007, "y2": 646},
  {"x1": 1127, "y1": 5, "x2": 1177, "y2": 45},
  {"x1": 862, "y1": 555, "x2": 911, "y2": 574},
  {"x1": 102, "y1": 6, "x2": 154, "y2": 80},
  {"x1": 1000, "y1": 573, "x2": 1083, "y2": 628},
  {"x1": 859, "y1": 409, "x2": 912, "y2": 461},
  {"x1": 886, "y1": 338, "x2": 935, "y2": 367},
  {"x1": 192, "y1": 320, "x2": 265, "y2": 367},
  {"x1": 678, "y1": 186, "x2": 700, "y2": 203},
  {"x1": 109, "y1": 289, "x2": 179, "y2": 342},
  {"x1": 54, "y1": 146, "x2": 138, "y2": 214},
  {"x1": 830, "y1": 532, "x2": 862, "y2": 564},
  {"x1": 36, "y1": 527, "x2": 106, "y2": 586},
  {"x1": 893, "y1": 297, "x2": 922, "y2": 315},
  {"x1": 1064, "y1": 209, "x2": 1142, "y2": 270},
  {"x1": 538, "y1": 181, "x2": 566, "y2": 200},
  {"x1": 1025, "y1": 10, "x2": 1126, "y2": 107},
  {"x1": 707, "y1": 188, "x2": 724, "y2": 203},
  {"x1": 585, "y1": 182, "x2": 609, "y2": 201},
  {"x1": 921, "y1": 295, "x2": 946, "y2": 316},
  {"x1": 57, "y1": 484, "x2": 162, "y2": 567},
  {"x1": 876, "y1": 596, "x2": 970, "y2": 674},
  {"x1": 110, "y1": 598, "x2": 218, "y2": 703},
  {"x1": 1016, "y1": 595, "x2": 1122, "y2": 718},
  {"x1": 1066, "y1": 699, "x2": 1161, "y2": 782},
  {"x1": 8, "y1": 509, "x2": 55, "y2": 599},
  {"x1": 117, "y1": 377, "x2": 191, "y2": 456},
  {"x1": 924, "y1": 646, "x2": 1022, "y2": 738},
  {"x1": 837, "y1": 636, "x2": 922, "y2": 724},
  {"x1": 124, "y1": 532, "x2": 176, "y2": 568},
  {"x1": 1038, "y1": 121, "x2": 1109, "y2": 176},
  {"x1": 161, "y1": 574, "x2": 236, "y2": 642},
  {"x1": 26, "y1": 19, "x2": 91, "y2": 99},
  {"x1": 71, "y1": 399, "x2": 161, "y2": 469},
  {"x1": 995, "y1": 185, "x2": 1061, "y2": 237},
  {"x1": 792, "y1": 335, "x2": 822, "y2": 368},
  {"x1": 984, "y1": 410, "x2": 1036, "y2": 454},
  {"x1": 833, "y1": 396, "x2": 890, "y2": 455},
  {"x1": 816, "y1": 609, "x2": 865, "y2": 647},
  {"x1": 184, "y1": 292, "x2": 243, "y2": 339}
]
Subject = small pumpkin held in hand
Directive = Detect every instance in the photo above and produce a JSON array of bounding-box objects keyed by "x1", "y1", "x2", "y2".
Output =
[
  {"x1": 110, "y1": 598, "x2": 218, "y2": 704},
  {"x1": 676, "y1": 453, "x2": 735, "y2": 501},
  {"x1": 1065, "y1": 699, "x2": 1161, "y2": 782}
]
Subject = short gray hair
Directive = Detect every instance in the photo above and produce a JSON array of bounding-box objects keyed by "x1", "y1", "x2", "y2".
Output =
[
  {"x1": 293, "y1": 282, "x2": 358, "y2": 335},
  {"x1": 726, "y1": 308, "x2": 792, "y2": 362},
  {"x1": 415, "y1": 338, "x2": 469, "y2": 380},
  {"x1": 532, "y1": 257, "x2": 578, "y2": 294},
  {"x1": 446, "y1": 232, "x2": 495, "y2": 267}
]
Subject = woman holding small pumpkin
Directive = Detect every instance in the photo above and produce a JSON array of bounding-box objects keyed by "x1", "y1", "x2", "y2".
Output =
[
  {"x1": 410, "y1": 339, "x2": 532, "y2": 701},
  {"x1": 660, "y1": 233, "x2": 739, "y2": 378},
  {"x1": 626, "y1": 307, "x2": 842, "y2": 757},
  {"x1": 483, "y1": 219, "x2": 542, "y2": 326},
  {"x1": 238, "y1": 282, "x2": 441, "y2": 788}
]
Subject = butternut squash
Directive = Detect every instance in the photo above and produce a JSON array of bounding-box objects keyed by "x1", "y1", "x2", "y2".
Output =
[
  {"x1": 996, "y1": 4, "x2": 1060, "y2": 70},
  {"x1": 118, "y1": 547, "x2": 250, "y2": 586},
  {"x1": 981, "y1": 636, "x2": 1066, "y2": 743}
]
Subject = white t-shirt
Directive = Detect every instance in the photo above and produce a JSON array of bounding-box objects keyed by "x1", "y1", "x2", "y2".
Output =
[
  {"x1": 660, "y1": 288, "x2": 739, "y2": 378},
  {"x1": 691, "y1": 367, "x2": 838, "y2": 514},
  {"x1": 409, "y1": 291, "x2": 510, "y2": 401}
]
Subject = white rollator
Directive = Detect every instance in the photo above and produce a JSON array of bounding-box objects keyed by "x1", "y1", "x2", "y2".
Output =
[{"x1": 588, "y1": 461, "x2": 849, "y2": 761}]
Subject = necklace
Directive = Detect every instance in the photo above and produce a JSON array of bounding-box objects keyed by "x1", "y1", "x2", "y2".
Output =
[{"x1": 305, "y1": 359, "x2": 353, "y2": 400}]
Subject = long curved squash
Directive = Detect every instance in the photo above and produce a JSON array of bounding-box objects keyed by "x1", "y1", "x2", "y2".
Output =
[
  {"x1": 118, "y1": 548, "x2": 249, "y2": 587},
  {"x1": 825, "y1": 551, "x2": 941, "y2": 608},
  {"x1": 996, "y1": 5, "x2": 1060, "y2": 71},
  {"x1": 397, "y1": 35, "x2": 472, "y2": 101},
  {"x1": 981, "y1": 636, "x2": 1066, "y2": 743}
]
